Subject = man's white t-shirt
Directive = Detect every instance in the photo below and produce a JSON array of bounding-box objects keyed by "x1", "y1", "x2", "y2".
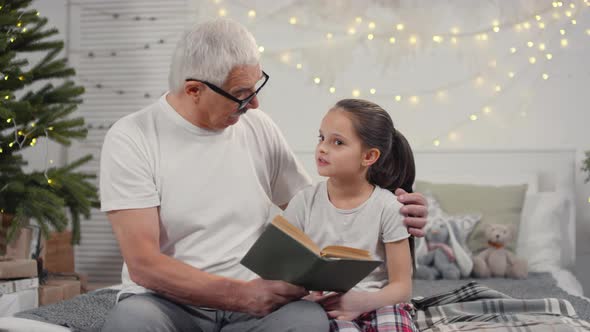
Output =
[
  {"x1": 282, "y1": 181, "x2": 410, "y2": 292},
  {"x1": 100, "y1": 94, "x2": 311, "y2": 295}
]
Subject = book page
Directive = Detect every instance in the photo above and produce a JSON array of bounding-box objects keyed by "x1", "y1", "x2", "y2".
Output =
[
  {"x1": 320, "y1": 245, "x2": 372, "y2": 260},
  {"x1": 271, "y1": 215, "x2": 320, "y2": 256}
]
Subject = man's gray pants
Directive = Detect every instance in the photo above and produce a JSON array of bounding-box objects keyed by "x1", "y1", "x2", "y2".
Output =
[{"x1": 100, "y1": 293, "x2": 329, "y2": 332}]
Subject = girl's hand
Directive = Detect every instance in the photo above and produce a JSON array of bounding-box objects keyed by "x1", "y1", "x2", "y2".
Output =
[
  {"x1": 303, "y1": 291, "x2": 325, "y2": 302},
  {"x1": 317, "y1": 291, "x2": 369, "y2": 320}
]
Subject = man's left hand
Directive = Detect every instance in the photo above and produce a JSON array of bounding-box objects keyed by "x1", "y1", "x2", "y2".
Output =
[{"x1": 395, "y1": 188, "x2": 428, "y2": 237}]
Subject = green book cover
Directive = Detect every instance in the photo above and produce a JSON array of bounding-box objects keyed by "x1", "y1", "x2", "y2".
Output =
[{"x1": 240, "y1": 216, "x2": 382, "y2": 292}]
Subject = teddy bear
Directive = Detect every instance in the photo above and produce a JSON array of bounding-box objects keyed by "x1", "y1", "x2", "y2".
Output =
[
  {"x1": 414, "y1": 220, "x2": 466, "y2": 280},
  {"x1": 472, "y1": 224, "x2": 528, "y2": 279}
]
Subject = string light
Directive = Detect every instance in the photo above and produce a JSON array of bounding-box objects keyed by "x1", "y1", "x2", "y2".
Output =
[
  {"x1": 571, "y1": 20, "x2": 576, "y2": 25},
  {"x1": 538, "y1": 43, "x2": 546, "y2": 51},
  {"x1": 433, "y1": 35, "x2": 443, "y2": 43},
  {"x1": 395, "y1": 95, "x2": 402, "y2": 102},
  {"x1": 369, "y1": 88, "x2": 376, "y2": 95},
  {"x1": 469, "y1": 114, "x2": 478, "y2": 121},
  {"x1": 296, "y1": 63, "x2": 302, "y2": 69},
  {"x1": 326, "y1": 32, "x2": 333, "y2": 39},
  {"x1": 217, "y1": 8, "x2": 227, "y2": 17},
  {"x1": 352, "y1": 89, "x2": 360, "y2": 97},
  {"x1": 495, "y1": 85, "x2": 502, "y2": 92},
  {"x1": 258, "y1": 46, "x2": 265, "y2": 52},
  {"x1": 433, "y1": 139, "x2": 441, "y2": 147},
  {"x1": 546, "y1": 53, "x2": 553, "y2": 60},
  {"x1": 348, "y1": 27, "x2": 356, "y2": 35},
  {"x1": 527, "y1": 41, "x2": 534, "y2": 47},
  {"x1": 367, "y1": 33, "x2": 374, "y2": 40},
  {"x1": 560, "y1": 29, "x2": 566, "y2": 35},
  {"x1": 409, "y1": 35, "x2": 418, "y2": 44},
  {"x1": 313, "y1": 77, "x2": 321, "y2": 84},
  {"x1": 508, "y1": 72, "x2": 515, "y2": 78},
  {"x1": 247, "y1": 10, "x2": 256, "y2": 18},
  {"x1": 542, "y1": 73, "x2": 549, "y2": 80},
  {"x1": 409, "y1": 96, "x2": 419, "y2": 104},
  {"x1": 560, "y1": 39, "x2": 568, "y2": 47},
  {"x1": 483, "y1": 106, "x2": 492, "y2": 114},
  {"x1": 510, "y1": 47, "x2": 517, "y2": 53},
  {"x1": 538, "y1": 22, "x2": 546, "y2": 29},
  {"x1": 529, "y1": 56, "x2": 537, "y2": 64},
  {"x1": 396, "y1": 23, "x2": 404, "y2": 31},
  {"x1": 355, "y1": 17, "x2": 362, "y2": 24},
  {"x1": 289, "y1": 17, "x2": 297, "y2": 25},
  {"x1": 368, "y1": 22, "x2": 376, "y2": 30},
  {"x1": 329, "y1": 87, "x2": 336, "y2": 93},
  {"x1": 389, "y1": 37, "x2": 396, "y2": 44}
]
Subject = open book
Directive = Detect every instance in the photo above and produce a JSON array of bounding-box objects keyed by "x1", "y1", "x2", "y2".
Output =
[{"x1": 240, "y1": 215, "x2": 382, "y2": 292}]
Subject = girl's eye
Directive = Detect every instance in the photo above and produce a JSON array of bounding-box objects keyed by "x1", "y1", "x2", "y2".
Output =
[
  {"x1": 335, "y1": 140, "x2": 343, "y2": 145},
  {"x1": 318, "y1": 135, "x2": 324, "y2": 142}
]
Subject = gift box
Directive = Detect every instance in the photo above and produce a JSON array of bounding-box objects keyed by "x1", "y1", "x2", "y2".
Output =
[
  {"x1": 41, "y1": 231, "x2": 75, "y2": 273},
  {"x1": 0, "y1": 259, "x2": 38, "y2": 279}
]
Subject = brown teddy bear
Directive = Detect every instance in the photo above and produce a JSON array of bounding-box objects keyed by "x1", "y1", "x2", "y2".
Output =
[{"x1": 472, "y1": 224, "x2": 528, "y2": 279}]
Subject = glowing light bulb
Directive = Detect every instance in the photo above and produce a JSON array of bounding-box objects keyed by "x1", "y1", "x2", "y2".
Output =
[
  {"x1": 451, "y1": 27, "x2": 460, "y2": 34},
  {"x1": 535, "y1": 15, "x2": 542, "y2": 21},
  {"x1": 523, "y1": 22, "x2": 531, "y2": 29},
  {"x1": 538, "y1": 22, "x2": 545, "y2": 29},
  {"x1": 510, "y1": 47, "x2": 517, "y2": 53},
  {"x1": 565, "y1": 11, "x2": 572, "y2": 17},
  {"x1": 433, "y1": 35, "x2": 443, "y2": 43},
  {"x1": 410, "y1": 96, "x2": 419, "y2": 104},
  {"x1": 367, "y1": 34, "x2": 374, "y2": 40},
  {"x1": 433, "y1": 140, "x2": 440, "y2": 147},
  {"x1": 475, "y1": 76, "x2": 484, "y2": 85},
  {"x1": 508, "y1": 72, "x2": 515, "y2": 78},
  {"x1": 296, "y1": 63, "x2": 302, "y2": 69},
  {"x1": 546, "y1": 53, "x2": 553, "y2": 60},
  {"x1": 395, "y1": 95, "x2": 402, "y2": 102},
  {"x1": 218, "y1": 8, "x2": 227, "y2": 17},
  {"x1": 258, "y1": 46, "x2": 265, "y2": 53},
  {"x1": 409, "y1": 35, "x2": 418, "y2": 44},
  {"x1": 495, "y1": 85, "x2": 502, "y2": 92},
  {"x1": 560, "y1": 29, "x2": 566, "y2": 35},
  {"x1": 313, "y1": 77, "x2": 321, "y2": 84},
  {"x1": 396, "y1": 23, "x2": 404, "y2": 31},
  {"x1": 326, "y1": 32, "x2": 333, "y2": 39},
  {"x1": 527, "y1": 41, "x2": 534, "y2": 47},
  {"x1": 348, "y1": 27, "x2": 356, "y2": 35},
  {"x1": 470, "y1": 114, "x2": 478, "y2": 121},
  {"x1": 369, "y1": 88, "x2": 376, "y2": 95},
  {"x1": 561, "y1": 39, "x2": 568, "y2": 47},
  {"x1": 47, "y1": 179, "x2": 53, "y2": 185},
  {"x1": 355, "y1": 17, "x2": 363, "y2": 24},
  {"x1": 483, "y1": 106, "x2": 492, "y2": 114},
  {"x1": 329, "y1": 87, "x2": 336, "y2": 93},
  {"x1": 248, "y1": 10, "x2": 256, "y2": 18},
  {"x1": 492, "y1": 20, "x2": 499, "y2": 26},
  {"x1": 451, "y1": 37, "x2": 458, "y2": 44},
  {"x1": 389, "y1": 37, "x2": 396, "y2": 44},
  {"x1": 493, "y1": 26, "x2": 500, "y2": 32},
  {"x1": 352, "y1": 89, "x2": 360, "y2": 97},
  {"x1": 571, "y1": 20, "x2": 576, "y2": 25},
  {"x1": 289, "y1": 17, "x2": 297, "y2": 25},
  {"x1": 542, "y1": 73, "x2": 549, "y2": 80},
  {"x1": 368, "y1": 22, "x2": 376, "y2": 30},
  {"x1": 529, "y1": 57, "x2": 536, "y2": 64}
]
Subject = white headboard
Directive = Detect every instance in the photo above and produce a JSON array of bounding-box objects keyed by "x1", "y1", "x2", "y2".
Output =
[{"x1": 294, "y1": 148, "x2": 578, "y2": 266}]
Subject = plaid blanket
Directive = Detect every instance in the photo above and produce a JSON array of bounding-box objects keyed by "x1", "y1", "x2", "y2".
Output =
[
  {"x1": 412, "y1": 281, "x2": 590, "y2": 332},
  {"x1": 330, "y1": 304, "x2": 419, "y2": 332}
]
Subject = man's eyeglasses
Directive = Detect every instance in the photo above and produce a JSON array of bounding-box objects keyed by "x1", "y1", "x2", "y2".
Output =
[{"x1": 185, "y1": 71, "x2": 269, "y2": 113}]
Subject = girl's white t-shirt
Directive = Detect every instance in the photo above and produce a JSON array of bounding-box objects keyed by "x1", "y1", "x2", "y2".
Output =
[{"x1": 282, "y1": 181, "x2": 410, "y2": 291}]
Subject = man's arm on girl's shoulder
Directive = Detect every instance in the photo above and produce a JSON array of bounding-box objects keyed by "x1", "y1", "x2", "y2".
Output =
[{"x1": 394, "y1": 189, "x2": 428, "y2": 237}]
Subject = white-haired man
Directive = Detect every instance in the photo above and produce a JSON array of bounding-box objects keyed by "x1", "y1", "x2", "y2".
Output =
[{"x1": 99, "y1": 18, "x2": 428, "y2": 331}]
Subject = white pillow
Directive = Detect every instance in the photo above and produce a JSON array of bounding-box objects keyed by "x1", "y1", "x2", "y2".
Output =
[{"x1": 516, "y1": 192, "x2": 571, "y2": 271}]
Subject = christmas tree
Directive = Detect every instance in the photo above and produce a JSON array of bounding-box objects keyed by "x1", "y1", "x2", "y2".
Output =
[{"x1": 0, "y1": 0, "x2": 98, "y2": 256}]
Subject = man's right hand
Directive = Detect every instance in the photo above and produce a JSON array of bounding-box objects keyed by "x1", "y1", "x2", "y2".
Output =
[{"x1": 236, "y1": 278, "x2": 308, "y2": 316}]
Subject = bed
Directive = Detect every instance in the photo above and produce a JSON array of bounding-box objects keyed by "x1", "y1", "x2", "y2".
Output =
[{"x1": 1, "y1": 149, "x2": 589, "y2": 331}]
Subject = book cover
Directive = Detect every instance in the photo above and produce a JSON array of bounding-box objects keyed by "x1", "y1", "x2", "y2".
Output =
[{"x1": 240, "y1": 216, "x2": 382, "y2": 292}]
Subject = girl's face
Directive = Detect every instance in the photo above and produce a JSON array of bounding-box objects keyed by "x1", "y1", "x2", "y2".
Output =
[{"x1": 316, "y1": 108, "x2": 367, "y2": 179}]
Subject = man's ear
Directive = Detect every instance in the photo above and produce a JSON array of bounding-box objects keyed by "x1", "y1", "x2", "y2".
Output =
[
  {"x1": 184, "y1": 81, "x2": 203, "y2": 99},
  {"x1": 362, "y1": 148, "x2": 380, "y2": 167}
]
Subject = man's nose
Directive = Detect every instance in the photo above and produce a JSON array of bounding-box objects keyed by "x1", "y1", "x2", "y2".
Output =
[{"x1": 247, "y1": 95, "x2": 259, "y2": 109}]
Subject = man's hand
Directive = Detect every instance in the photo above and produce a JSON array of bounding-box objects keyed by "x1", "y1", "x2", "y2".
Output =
[
  {"x1": 236, "y1": 278, "x2": 308, "y2": 317},
  {"x1": 395, "y1": 188, "x2": 428, "y2": 237}
]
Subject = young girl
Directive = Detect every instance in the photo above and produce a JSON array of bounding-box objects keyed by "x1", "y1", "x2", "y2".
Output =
[{"x1": 283, "y1": 99, "x2": 418, "y2": 331}]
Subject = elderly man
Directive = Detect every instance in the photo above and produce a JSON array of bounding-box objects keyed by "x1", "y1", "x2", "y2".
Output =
[{"x1": 99, "y1": 18, "x2": 427, "y2": 332}]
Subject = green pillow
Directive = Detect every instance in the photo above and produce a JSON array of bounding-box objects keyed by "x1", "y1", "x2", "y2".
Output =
[{"x1": 415, "y1": 181, "x2": 527, "y2": 253}]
